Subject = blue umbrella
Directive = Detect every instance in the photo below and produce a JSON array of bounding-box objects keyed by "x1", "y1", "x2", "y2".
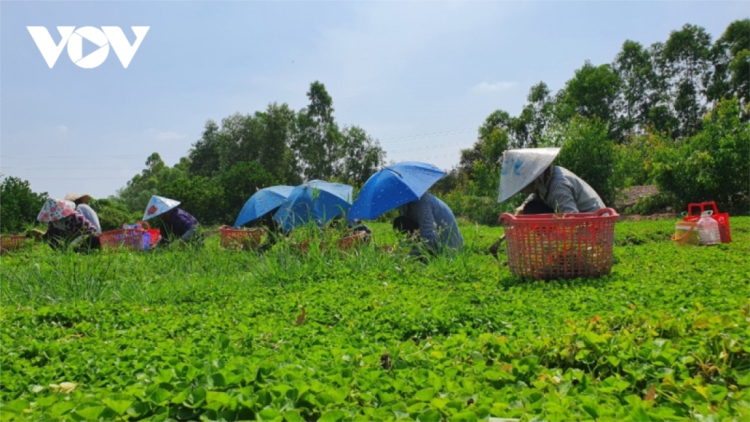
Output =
[
  {"x1": 348, "y1": 161, "x2": 446, "y2": 220},
  {"x1": 233, "y1": 186, "x2": 295, "y2": 228},
  {"x1": 273, "y1": 180, "x2": 353, "y2": 232}
]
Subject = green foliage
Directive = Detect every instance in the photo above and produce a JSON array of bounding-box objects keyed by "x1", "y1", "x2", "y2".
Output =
[
  {"x1": 626, "y1": 193, "x2": 675, "y2": 215},
  {"x1": 88, "y1": 198, "x2": 141, "y2": 232},
  {"x1": 614, "y1": 137, "x2": 651, "y2": 189},
  {"x1": 0, "y1": 219, "x2": 748, "y2": 421},
  {"x1": 0, "y1": 175, "x2": 48, "y2": 234},
  {"x1": 556, "y1": 116, "x2": 620, "y2": 206},
  {"x1": 159, "y1": 176, "x2": 225, "y2": 225},
  {"x1": 650, "y1": 97, "x2": 750, "y2": 212}
]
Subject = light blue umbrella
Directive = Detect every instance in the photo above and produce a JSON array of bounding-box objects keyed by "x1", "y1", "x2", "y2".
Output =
[
  {"x1": 233, "y1": 186, "x2": 295, "y2": 228},
  {"x1": 348, "y1": 161, "x2": 446, "y2": 220},
  {"x1": 273, "y1": 180, "x2": 353, "y2": 232}
]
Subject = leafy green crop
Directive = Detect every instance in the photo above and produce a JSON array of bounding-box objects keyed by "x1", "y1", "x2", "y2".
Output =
[{"x1": 1, "y1": 218, "x2": 748, "y2": 421}]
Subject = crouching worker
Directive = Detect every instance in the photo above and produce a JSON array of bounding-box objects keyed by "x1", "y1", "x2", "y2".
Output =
[
  {"x1": 32, "y1": 199, "x2": 100, "y2": 251},
  {"x1": 64, "y1": 193, "x2": 102, "y2": 234},
  {"x1": 143, "y1": 195, "x2": 201, "y2": 246},
  {"x1": 489, "y1": 147, "x2": 606, "y2": 259},
  {"x1": 393, "y1": 193, "x2": 463, "y2": 259}
]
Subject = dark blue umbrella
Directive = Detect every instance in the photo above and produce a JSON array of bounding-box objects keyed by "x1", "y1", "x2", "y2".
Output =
[
  {"x1": 348, "y1": 161, "x2": 446, "y2": 220},
  {"x1": 233, "y1": 186, "x2": 295, "y2": 228},
  {"x1": 273, "y1": 180, "x2": 353, "y2": 232}
]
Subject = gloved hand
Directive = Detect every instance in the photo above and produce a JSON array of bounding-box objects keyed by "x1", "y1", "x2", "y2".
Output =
[{"x1": 68, "y1": 235, "x2": 85, "y2": 251}]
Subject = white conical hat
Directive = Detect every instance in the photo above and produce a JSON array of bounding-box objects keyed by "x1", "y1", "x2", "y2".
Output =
[
  {"x1": 143, "y1": 195, "x2": 181, "y2": 221},
  {"x1": 497, "y1": 147, "x2": 560, "y2": 202}
]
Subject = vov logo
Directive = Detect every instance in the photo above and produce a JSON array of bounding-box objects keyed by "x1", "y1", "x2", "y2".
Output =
[{"x1": 27, "y1": 26, "x2": 150, "y2": 69}]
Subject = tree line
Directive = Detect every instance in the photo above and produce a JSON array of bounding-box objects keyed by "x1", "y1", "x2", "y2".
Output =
[{"x1": 1, "y1": 20, "x2": 747, "y2": 233}]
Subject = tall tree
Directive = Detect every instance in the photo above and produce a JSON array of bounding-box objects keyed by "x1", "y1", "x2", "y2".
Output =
[
  {"x1": 660, "y1": 24, "x2": 713, "y2": 137},
  {"x1": 337, "y1": 126, "x2": 385, "y2": 187},
  {"x1": 554, "y1": 61, "x2": 624, "y2": 140},
  {"x1": 613, "y1": 40, "x2": 666, "y2": 134},
  {"x1": 706, "y1": 19, "x2": 750, "y2": 116},
  {"x1": 294, "y1": 81, "x2": 343, "y2": 180}
]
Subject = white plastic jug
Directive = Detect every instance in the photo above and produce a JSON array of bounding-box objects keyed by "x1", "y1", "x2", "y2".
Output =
[{"x1": 697, "y1": 211, "x2": 720, "y2": 246}]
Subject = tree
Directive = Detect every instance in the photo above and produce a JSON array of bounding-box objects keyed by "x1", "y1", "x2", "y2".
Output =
[
  {"x1": 556, "y1": 116, "x2": 620, "y2": 206},
  {"x1": 660, "y1": 24, "x2": 713, "y2": 137},
  {"x1": 218, "y1": 161, "x2": 278, "y2": 224},
  {"x1": 554, "y1": 61, "x2": 624, "y2": 140},
  {"x1": 613, "y1": 40, "x2": 668, "y2": 135},
  {"x1": 706, "y1": 19, "x2": 750, "y2": 116},
  {"x1": 337, "y1": 126, "x2": 385, "y2": 187},
  {"x1": 650, "y1": 97, "x2": 750, "y2": 212},
  {"x1": 294, "y1": 81, "x2": 343, "y2": 180},
  {"x1": 117, "y1": 153, "x2": 186, "y2": 213},
  {"x1": 0, "y1": 175, "x2": 48, "y2": 233}
]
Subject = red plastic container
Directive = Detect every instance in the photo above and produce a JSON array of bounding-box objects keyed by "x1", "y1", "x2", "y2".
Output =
[
  {"x1": 499, "y1": 208, "x2": 619, "y2": 280},
  {"x1": 0, "y1": 235, "x2": 29, "y2": 255},
  {"x1": 684, "y1": 202, "x2": 731, "y2": 243},
  {"x1": 220, "y1": 227, "x2": 265, "y2": 250},
  {"x1": 100, "y1": 225, "x2": 145, "y2": 251}
]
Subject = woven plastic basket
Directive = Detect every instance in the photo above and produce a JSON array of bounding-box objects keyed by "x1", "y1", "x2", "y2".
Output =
[
  {"x1": 499, "y1": 208, "x2": 619, "y2": 280},
  {"x1": 220, "y1": 227, "x2": 265, "y2": 250},
  {"x1": 100, "y1": 225, "x2": 146, "y2": 251},
  {"x1": 1, "y1": 235, "x2": 29, "y2": 255}
]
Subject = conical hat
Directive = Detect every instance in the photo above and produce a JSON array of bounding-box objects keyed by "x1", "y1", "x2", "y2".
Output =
[
  {"x1": 497, "y1": 148, "x2": 560, "y2": 202},
  {"x1": 64, "y1": 193, "x2": 91, "y2": 202},
  {"x1": 37, "y1": 199, "x2": 76, "y2": 222},
  {"x1": 143, "y1": 195, "x2": 181, "y2": 221}
]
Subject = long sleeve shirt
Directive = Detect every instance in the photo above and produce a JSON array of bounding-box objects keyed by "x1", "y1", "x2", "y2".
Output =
[
  {"x1": 48, "y1": 212, "x2": 99, "y2": 237},
  {"x1": 399, "y1": 194, "x2": 464, "y2": 252},
  {"x1": 162, "y1": 208, "x2": 199, "y2": 238},
  {"x1": 523, "y1": 166, "x2": 605, "y2": 213},
  {"x1": 76, "y1": 204, "x2": 102, "y2": 234}
]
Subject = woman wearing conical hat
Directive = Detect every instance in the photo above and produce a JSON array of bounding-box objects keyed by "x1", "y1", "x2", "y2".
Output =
[
  {"x1": 64, "y1": 193, "x2": 101, "y2": 234},
  {"x1": 142, "y1": 195, "x2": 200, "y2": 245},
  {"x1": 489, "y1": 148, "x2": 605, "y2": 259},
  {"x1": 34, "y1": 198, "x2": 101, "y2": 251}
]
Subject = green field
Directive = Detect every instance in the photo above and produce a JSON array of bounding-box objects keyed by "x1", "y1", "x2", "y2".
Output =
[{"x1": 1, "y1": 218, "x2": 748, "y2": 421}]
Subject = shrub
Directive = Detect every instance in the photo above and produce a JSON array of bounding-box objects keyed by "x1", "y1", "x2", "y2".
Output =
[
  {"x1": 556, "y1": 116, "x2": 620, "y2": 207},
  {"x1": 89, "y1": 198, "x2": 141, "y2": 231},
  {"x1": 650, "y1": 97, "x2": 750, "y2": 213},
  {"x1": 0, "y1": 175, "x2": 48, "y2": 233}
]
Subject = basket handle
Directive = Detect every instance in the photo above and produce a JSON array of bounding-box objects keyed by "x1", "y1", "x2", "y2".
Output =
[
  {"x1": 595, "y1": 208, "x2": 619, "y2": 217},
  {"x1": 688, "y1": 202, "x2": 719, "y2": 216},
  {"x1": 671, "y1": 226, "x2": 696, "y2": 242},
  {"x1": 498, "y1": 213, "x2": 516, "y2": 224},
  {"x1": 137, "y1": 221, "x2": 151, "y2": 230}
]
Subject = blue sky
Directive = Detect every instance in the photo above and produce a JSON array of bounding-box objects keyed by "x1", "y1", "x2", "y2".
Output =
[{"x1": 1, "y1": 1, "x2": 746, "y2": 199}]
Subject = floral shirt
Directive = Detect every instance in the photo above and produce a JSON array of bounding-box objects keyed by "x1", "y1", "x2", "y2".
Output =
[{"x1": 49, "y1": 212, "x2": 98, "y2": 237}]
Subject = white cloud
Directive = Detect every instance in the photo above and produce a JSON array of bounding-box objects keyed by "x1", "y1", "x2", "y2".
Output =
[
  {"x1": 154, "y1": 131, "x2": 184, "y2": 141},
  {"x1": 57, "y1": 125, "x2": 68, "y2": 133},
  {"x1": 472, "y1": 81, "x2": 518, "y2": 93}
]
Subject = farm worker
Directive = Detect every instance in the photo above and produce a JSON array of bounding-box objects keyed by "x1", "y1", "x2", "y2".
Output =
[
  {"x1": 393, "y1": 193, "x2": 463, "y2": 257},
  {"x1": 64, "y1": 193, "x2": 102, "y2": 234},
  {"x1": 34, "y1": 198, "x2": 101, "y2": 251},
  {"x1": 142, "y1": 195, "x2": 200, "y2": 244},
  {"x1": 489, "y1": 147, "x2": 606, "y2": 258}
]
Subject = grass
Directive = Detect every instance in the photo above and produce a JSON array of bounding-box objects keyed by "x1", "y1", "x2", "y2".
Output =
[{"x1": 0, "y1": 218, "x2": 748, "y2": 421}]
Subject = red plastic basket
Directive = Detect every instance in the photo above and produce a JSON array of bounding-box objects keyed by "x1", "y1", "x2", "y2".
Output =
[
  {"x1": 499, "y1": 208, "x2": 619, "y2": 280},
  {"x1": 100, "y1": 223, "x2": 147, "y2": 251},
  {"x1": 220, "y1": 227, "x2": 265, "y2": 250},
  {"x1": 684, "y1": 202, "x2": 731, "y2": 243},
  {"x1": 1, "y1": 235, "x2": 29, "y2": 255}
]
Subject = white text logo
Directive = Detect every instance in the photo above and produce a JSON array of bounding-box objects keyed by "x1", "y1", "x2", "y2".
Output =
[{"x1": 27, "y1": 26, "x2": 150, "y2": 69}]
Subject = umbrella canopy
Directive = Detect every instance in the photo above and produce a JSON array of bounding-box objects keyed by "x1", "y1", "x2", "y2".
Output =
[
  {"x1": 37, "y1": 199, "x2": 76, "y2": 223},
  {"x1": 497, "y1": 148, "x2": 560, "y2": 203},
  {"x1": 143, "y1": 195, "x2": 181, "y2": 221},
  {"x1": 273, "y1": 180, "x2": 353, "y2": 232},
  {"x1": 233, "y1": 186, "x2": 295, "y2": 228},
  {"x1": 348, "y1": 161, "x2": 446, "y2": 220}
]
